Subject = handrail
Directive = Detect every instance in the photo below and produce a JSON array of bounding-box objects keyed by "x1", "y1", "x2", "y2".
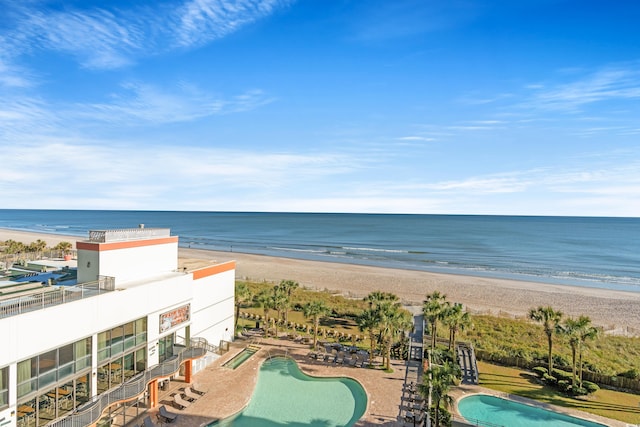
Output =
[
  {"x1": 0, "y1": 276, "x2": 115, "y2": 319},
  {"x1": 47, "y1": 345, "x2": 207, "y2": 427}
]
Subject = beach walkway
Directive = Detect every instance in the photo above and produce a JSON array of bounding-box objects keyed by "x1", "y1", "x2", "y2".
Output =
[
  {"x1": 457, "y1": 343, "x2": 479, "y2": 385},
  {"x1": 400, "y1": 310, "x2": 427, "y2": 426}
]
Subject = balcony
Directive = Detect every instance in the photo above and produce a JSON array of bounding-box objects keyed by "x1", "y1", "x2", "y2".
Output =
[
  {"x1": 0, "y1": 276, "x2": 115, "y2": 319},
  {"x1": 47, "y1": 341, "x2": 214, "y2": 427}
]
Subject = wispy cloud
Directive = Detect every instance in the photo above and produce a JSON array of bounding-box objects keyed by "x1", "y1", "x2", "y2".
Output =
[
  {"x1": 526, "y1": 65, "x2": 640, "y2": 112},
  {"x1": 8, "y1": 7, "x2": 144, "y2": 69},
  {"x1": 76, "y1": 83, "x2": 274, "y2": 124},
  {"x1": 1, "y1": 0, "x2": 292, "y2": 70},
  {"x1": 173, "y1": 0, "x2": 293, "y2": 48},
  {"x1": 0, "y1": 138, "x2": 360, "y2": 210}
]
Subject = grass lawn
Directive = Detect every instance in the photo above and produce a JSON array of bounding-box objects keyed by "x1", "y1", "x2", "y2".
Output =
[{"x1": 477, "y1": 361, "x2": 640, "y2": 425}]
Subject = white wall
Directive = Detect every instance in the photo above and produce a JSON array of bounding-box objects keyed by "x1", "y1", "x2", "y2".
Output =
[
  {"x1": 190, "y1": 269, "x2": 235, "y2": 347},
  {"x1": 96, "y1": 243, "x2": 178, "y2": 286}
]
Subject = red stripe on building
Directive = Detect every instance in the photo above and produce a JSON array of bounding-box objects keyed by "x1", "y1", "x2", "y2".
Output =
[{"x1": 76, "y1": 237, "x2": 179, "y2": 252}]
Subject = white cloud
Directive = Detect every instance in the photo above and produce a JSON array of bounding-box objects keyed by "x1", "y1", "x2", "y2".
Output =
[
  {"x1": 170, "y1": 0, "x2": 293, "y2": 48},
  {"x1": 0, "y1": 0, "x2": 293, "y2": 71},
  {"x1": 527, "y1": 65, "x2": 640, "y2": 112}
]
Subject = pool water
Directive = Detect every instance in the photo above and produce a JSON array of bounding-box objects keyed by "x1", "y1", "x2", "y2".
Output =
[
  {"x1": 222, "y1": 346, "x2": 258, "y2": 369},
  {"x1": 458, "y1": 394, "x2": 606, "y2": 427},
  {"x1": 209, "y1": 357, "x2": 367, "y2": 426}
]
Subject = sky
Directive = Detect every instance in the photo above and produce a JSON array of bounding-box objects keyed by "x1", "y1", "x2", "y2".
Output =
[{"x1": 1, "y1": 0, "x2": 639, "y2": 216}]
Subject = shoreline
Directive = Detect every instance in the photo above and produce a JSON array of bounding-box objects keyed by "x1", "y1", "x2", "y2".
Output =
[{"x1": 2, "y1": 228, "x2": 639, "y2": 333}]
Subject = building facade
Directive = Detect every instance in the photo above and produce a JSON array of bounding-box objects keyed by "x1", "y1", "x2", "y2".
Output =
[{"x1": 0, "y1": 227, "x2": 235, "y2": 427}]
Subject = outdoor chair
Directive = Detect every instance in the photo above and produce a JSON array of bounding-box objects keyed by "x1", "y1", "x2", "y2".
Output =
[
  {"x1": 184, "y1": 387, "x2": 200, "y2": 401},
  {"x1": 173, "y1": 394, "x2": 191, "y2": 410},
  {"x1": 191, "y1": 383, "x2": 206, "y2": 395},
  {"x1": 158, "y1": 405, "x2": 178, "y2": 423},
  {"x1": 142, "y1": 416, "x2": 156, "y2": 427}
]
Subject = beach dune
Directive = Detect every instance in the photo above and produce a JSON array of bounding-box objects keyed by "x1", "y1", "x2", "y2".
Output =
[{"x1": 2, "y1": 228, "x2": 639, "y2": 334}]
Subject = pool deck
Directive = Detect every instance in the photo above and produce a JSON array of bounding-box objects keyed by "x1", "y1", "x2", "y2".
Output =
[
  {"x1": 125, "y1": 337, "x2": 628, "y2": 427},
  {"x1": 137, "y1": 335, "x2": 410, "y2": 427}
]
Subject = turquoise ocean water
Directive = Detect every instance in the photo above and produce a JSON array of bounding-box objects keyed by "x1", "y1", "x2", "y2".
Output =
[{"x1": 0, "y1": 209, "x2": 639, "y2": 293}]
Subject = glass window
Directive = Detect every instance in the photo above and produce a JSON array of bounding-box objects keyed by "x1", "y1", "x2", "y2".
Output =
[
  {"x1": 123, "y1": 353, "x2": 135, "y2": 381},
  {"x1": 111, "y1": 326, "x2": 124, "y2": 356},
  {"x1": 58, "y1": 343, "x2": 75, "y2": 379},
  {"x1": 158, "y1": 335, "x2": 174, "y2": 363},
  {"x1": 135, "y1": 348, "x2": 146, "y2": 373},
  {"x1": 75, "y1": 338, "x2": 92, "y2": 371},
  {"x1": 0, "y1": 366, "x2": 7, "y2": 408},
  {"x1": 97, "y1": 331, "x2": 110, "y2": 362},
  {"x1": 38, "y1": 350, "x2": 56, "y2": 375},
  {"x1": 17, "y1": 358, "x2": 37, "y2": 398}
]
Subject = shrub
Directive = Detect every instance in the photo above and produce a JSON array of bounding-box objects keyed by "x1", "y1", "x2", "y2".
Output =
[
  {"x1": 543, "y1": 373, "x2": 557, "y2": 385},
  {"x1": 618, "y1": 368, "x2": 639, "y2": 380},
  {"x1": 532, "y1": 366, "x2": 547, "y2": 378},
  {"x1": 582, "y1": 381, "x2": 600, "y2": 394},
  {"x1": 570, "y1": 386, "x2": 588, "y2": 396},
  {"x1": 552, "y1": 368, "x2": 573, "y2": 382},
  {"x1": 557, "y1": 380, "x2": 570, "y2": 392}
]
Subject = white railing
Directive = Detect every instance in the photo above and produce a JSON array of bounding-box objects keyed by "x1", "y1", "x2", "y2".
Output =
[
  {"x1": 0, "y1": 276, "x2": 115, "y2": 319},
  {"x1": 47, "y1": 343, "x2": 209, "y2": 427},
  {"x1": 88, "y1": 228, "x2": 171, "y2": 243}
]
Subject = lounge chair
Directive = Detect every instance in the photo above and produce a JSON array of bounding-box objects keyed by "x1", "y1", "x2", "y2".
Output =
[
  {"x1": 184, "y1": 387, "x2": 200, "y2": 401},
  {"x1": 142, "y1": 416, "x2": 156, "y2": 427},
  {"x1": 158, "y1": 405, "x2": 178, "y2": 423},
  {"x1": 173, "y1": 394, "x2": 191, "y2": 410},
  {"x1": 191, "y1": 383, "x2": 206, "y2": 395}
]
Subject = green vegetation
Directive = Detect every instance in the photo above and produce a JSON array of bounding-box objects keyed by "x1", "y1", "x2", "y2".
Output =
[
  {"x1": 478, "y1": 361, "x2": 640, "y2": 424},
  {"x1": 458, "y1": 314, "x2": 640, "y2": 377}
]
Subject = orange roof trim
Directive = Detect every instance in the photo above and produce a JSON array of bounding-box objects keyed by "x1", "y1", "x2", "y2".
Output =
[
  {"x1": 192, "y1": 261, "x2": 236, "y2": 280},
  {"x1": 77, "y1": 236, "x2": 179, "y2": 252}
]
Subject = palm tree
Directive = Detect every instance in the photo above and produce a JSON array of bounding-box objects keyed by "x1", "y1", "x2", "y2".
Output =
[
  {"x1": 302, "y1": 300, "x2": 330, "y2": 348},
  {"x1": 357, "y1": 307, "x2": 382, "y2": 363},
  {"x1": 442, "y1": 303, "x2": 471, "y2": 351},
  {"x1": 379, "y1": 305, "x2": 413, "y2": 370},
  {"x1": 365, "y1": 291, "x2": 398, "y2": 309},
  {"x1": 54, "y1": 241, "x2": 73, "y2": 258},
  {"x1": 529, "y1": 306, "x2": 563, "y2": 374},
  {"x1": 418, "y1": 361, "x2": 458, "y2": 427},
  {"x1": 28, "y1": 239, "x2": 47, "y2": 256},
  {"x1": 271, "y1": 286, "x2": 289, "y2": 337},
  {"x1": 234, "y1": 282, "x2": 253, "y2": 332},
  {"x1": 576, "y1": 316, "x2": 599, "y2": 387},
  {"x1": 423, "y1": 291, "x2": 448, "y2": 350},
  {"x1": 559, "y1": 317, "x2": 581, "y2": 389},
  {"x1": 278, "y1": 279, "x2": 299, "y2": 323},
  {"x1": 254, "y1": 290, "x2": 274, "y2": 337}
]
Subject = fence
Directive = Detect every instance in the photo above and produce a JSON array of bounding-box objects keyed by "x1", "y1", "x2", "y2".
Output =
[{"x1": 475, "y1": 350, "x2": 640, "y2": 392}]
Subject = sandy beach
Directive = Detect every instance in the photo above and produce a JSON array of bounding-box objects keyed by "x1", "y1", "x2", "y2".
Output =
[{"x1": 2, "y1": 228, "x2": 639, "y2": 333}]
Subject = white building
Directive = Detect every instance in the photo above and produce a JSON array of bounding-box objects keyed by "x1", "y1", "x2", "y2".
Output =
[{"x1": 0, "y1": 227, "x2": 235, "y2": 427}]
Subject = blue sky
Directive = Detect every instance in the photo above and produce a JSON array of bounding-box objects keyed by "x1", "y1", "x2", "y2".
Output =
[{"x1": 1, "y1": 0, "x2": 639, "y2": 216}]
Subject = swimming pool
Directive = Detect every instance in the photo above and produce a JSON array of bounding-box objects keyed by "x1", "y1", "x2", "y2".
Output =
[
  {"x1": 458, "y1": 394, "x2": 607, "y2": 427},
  {"x1": 222, "y1": 346, "x2": 258, "y2": 369},
  {"x1": 209, "y1": 357, "x2": 367, "y2": 426}
]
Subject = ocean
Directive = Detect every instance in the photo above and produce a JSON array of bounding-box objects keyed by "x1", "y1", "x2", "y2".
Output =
[{"x1": 0, "y1": 209, "x2": 639, "y2": 293}]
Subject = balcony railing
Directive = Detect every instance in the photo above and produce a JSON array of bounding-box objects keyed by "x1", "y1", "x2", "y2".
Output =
[
  {"x1": 47, "y1": 340, "x2": 216, "y2": 427},
  {"x1": 0, "y1": 276, "x2": 115, "y2": 319},
  {"x1": 88, "y1": 228, "x2": 171, "y2": 243}
]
